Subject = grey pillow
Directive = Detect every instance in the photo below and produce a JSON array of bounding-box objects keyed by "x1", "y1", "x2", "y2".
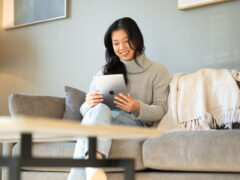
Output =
[{"x1": 62, "y1": 86, "x2": 86, "y2": 121}]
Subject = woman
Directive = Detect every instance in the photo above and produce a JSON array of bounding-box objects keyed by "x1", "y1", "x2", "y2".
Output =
[{"x1": 68, "y1": 17, "x2": 170, "y2": 180}]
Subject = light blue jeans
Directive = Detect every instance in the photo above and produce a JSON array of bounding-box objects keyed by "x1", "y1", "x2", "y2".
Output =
[{"x1": 67, "y1": 103, "x2": 143, "y2": 180}]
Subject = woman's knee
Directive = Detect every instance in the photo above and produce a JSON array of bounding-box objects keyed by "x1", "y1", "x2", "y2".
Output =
[{"x1": 82, "y1": 103, "x2": 112, "y2": 125}]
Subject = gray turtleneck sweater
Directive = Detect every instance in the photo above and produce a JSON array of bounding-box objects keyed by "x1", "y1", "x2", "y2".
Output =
[{"x1": 80, "y1": 54, "x2": 170, "y2": 126}]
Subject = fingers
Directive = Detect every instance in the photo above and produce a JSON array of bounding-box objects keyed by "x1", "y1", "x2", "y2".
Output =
[
  {"x1": 87, "y1": 99, "x2": 103, "y2": 107},
  {"x1": 114, "y1": 93, "x2": 130, "y2": 104},
  {"x1": 88, "y1": 99, "x2": 103, "y2": 107},
  {"x1": 119, "y1": 93, "x2": 131, "y2": 102},
  {"x1": 86, "y1": 91, "x2": 103, "y2": 107},
  {"x1": 114, "y1": 96, "x2": 127, "y2": 105},
  {"x1": 114, "y1": 93, "x2": 140, "y2": 112},
  {"x1": 86, "y1": 94, "x2": 102, "y2": 101},
  {"x1": 86, "y1": 91, "x2": 102, "y2": 99},
  {"x1": 114, "y1": 93, "x2": 131, "y2": 112},
  {"x1": 116, "y1": 104, "x2": 131, "y2": 112},
  {"x1": 114, "y1": 100, "x2": 131, "y2": 112}
]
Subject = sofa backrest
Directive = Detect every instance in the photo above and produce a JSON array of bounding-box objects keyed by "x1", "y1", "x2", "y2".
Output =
[{"x1": 8, "y1": 93, "x2": 65, "y2": 119}]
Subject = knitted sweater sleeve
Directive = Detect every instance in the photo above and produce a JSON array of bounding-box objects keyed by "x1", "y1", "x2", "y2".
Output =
[
  {"x1": 132, "y1": 66, "x2": 170, "y2": 122},
  {"x1": 80, "y1": 69, "x2": 103, "y2": 116}
]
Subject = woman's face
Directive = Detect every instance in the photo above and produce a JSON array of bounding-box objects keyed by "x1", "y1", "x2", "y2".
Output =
[{"x1": 111, "y1": 29, "x2": 135, "y2": 61}]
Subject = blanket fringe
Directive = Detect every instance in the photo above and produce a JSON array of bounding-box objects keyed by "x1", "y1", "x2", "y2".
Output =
[
  {"x1": 179, "y1": 109, "x2": 240, "y2": 130},
  {"x1": 213, "y1": 109, "x2": 240, "y2": 129}
]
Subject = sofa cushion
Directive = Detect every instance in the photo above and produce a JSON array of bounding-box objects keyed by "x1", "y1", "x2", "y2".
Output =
[
  {"x1": 12, "y1": 139, "x2": 145, "y2": 172},
  {"x1": 143, "y1": 130, "x2": 240, "y2": 172},
  {"x1": 62, "y1": 86, "x2": 86, "y2": 121},
  {"x1": 8, "y1": 93, "x2": 65, "y2": 118},
  {"x1": 109, "y1": 139, "x2": 145, "y2": 170},
  {"x1": 20, "y1": 171, "x2": 240, "y2": 180},
  {"x1": 12, "y1": 142, "x2": 75, "y2": 172}
]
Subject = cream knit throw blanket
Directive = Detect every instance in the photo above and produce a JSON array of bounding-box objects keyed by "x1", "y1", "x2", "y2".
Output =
[{"x1": 158, "y1": 68, "x2": 240, "y2": 131}]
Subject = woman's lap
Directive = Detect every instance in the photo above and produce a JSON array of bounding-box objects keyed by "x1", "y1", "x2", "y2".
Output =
[
  {"x1": 82, "y1": 103, "x2": 143, "y2": 127},
  {"x1": 76, "y1": 103, "x2": 143, "y2": 158},
  {"x1": 111, "y1": 109, "x2": 143, "y2": 126}
]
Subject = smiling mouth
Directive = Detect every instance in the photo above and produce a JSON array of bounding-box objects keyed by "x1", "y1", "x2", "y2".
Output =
[{"x1": 121, "y1": 51, "x2": 129, "y2": 56}]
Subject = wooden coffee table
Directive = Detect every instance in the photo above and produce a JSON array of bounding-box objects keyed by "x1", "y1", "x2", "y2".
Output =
[{"x1": 0, "y1": 116, "x2": 164, "y2": 180}]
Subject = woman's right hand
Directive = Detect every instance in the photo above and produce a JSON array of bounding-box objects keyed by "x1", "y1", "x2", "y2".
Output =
[{"x1": 85, "y1": 91, "x2": 104, "y2": 108}]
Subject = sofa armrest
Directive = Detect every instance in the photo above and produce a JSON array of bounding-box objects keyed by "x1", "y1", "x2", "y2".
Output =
[{"x1": 8, "y1": 93, "x2": 66, "y2": 119}]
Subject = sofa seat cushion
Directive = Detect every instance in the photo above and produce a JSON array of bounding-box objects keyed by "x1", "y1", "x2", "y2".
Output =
[
  {"x1": 109, "y1": 139, "x2": 145, "y2": 170},
  {"x1": 143, "y1": 130, "x2": 240, "y2": 172},
  {"x1": 20, "y1": 171, "x2": 240, "y2": 180},
  {"x1": 12, "y1": 139, "x2": 145, "y2": 172},
  {"x1": 12, "y1": 142, "x2": 75, "y2": 172}
]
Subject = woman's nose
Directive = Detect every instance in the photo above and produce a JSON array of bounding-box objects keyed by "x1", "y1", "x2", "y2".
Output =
[{"x1": 119, "y1": 43, "x2": 126, "y2": 50}]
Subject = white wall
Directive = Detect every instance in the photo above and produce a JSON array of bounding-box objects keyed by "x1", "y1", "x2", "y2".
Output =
[{"x1": 0, "y1": 0, "x2": 240, "y2": 115}]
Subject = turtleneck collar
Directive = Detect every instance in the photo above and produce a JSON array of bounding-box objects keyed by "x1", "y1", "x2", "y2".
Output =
[{"x1": 119, "y1": 54, "x2": 152, "y2": 74}]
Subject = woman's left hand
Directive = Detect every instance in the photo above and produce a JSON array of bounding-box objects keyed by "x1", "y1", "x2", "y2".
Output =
[{"x1": 114, "y1": 93, "x2": 140, "y2": 113}]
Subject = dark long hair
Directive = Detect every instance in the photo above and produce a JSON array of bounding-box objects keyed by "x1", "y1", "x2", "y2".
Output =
[{"x1": 103, "y1": 17, "x2": 145, "y2": 84}]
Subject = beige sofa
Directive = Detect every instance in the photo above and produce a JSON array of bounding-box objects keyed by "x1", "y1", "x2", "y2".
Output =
[{"x1": 2, "y1": 93, "x2": 240, "y2": 180}]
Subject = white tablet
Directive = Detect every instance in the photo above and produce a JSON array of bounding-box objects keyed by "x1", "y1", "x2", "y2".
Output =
[{"x1": 93, "y1": 74, "x2": 128, "y2": 109}]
